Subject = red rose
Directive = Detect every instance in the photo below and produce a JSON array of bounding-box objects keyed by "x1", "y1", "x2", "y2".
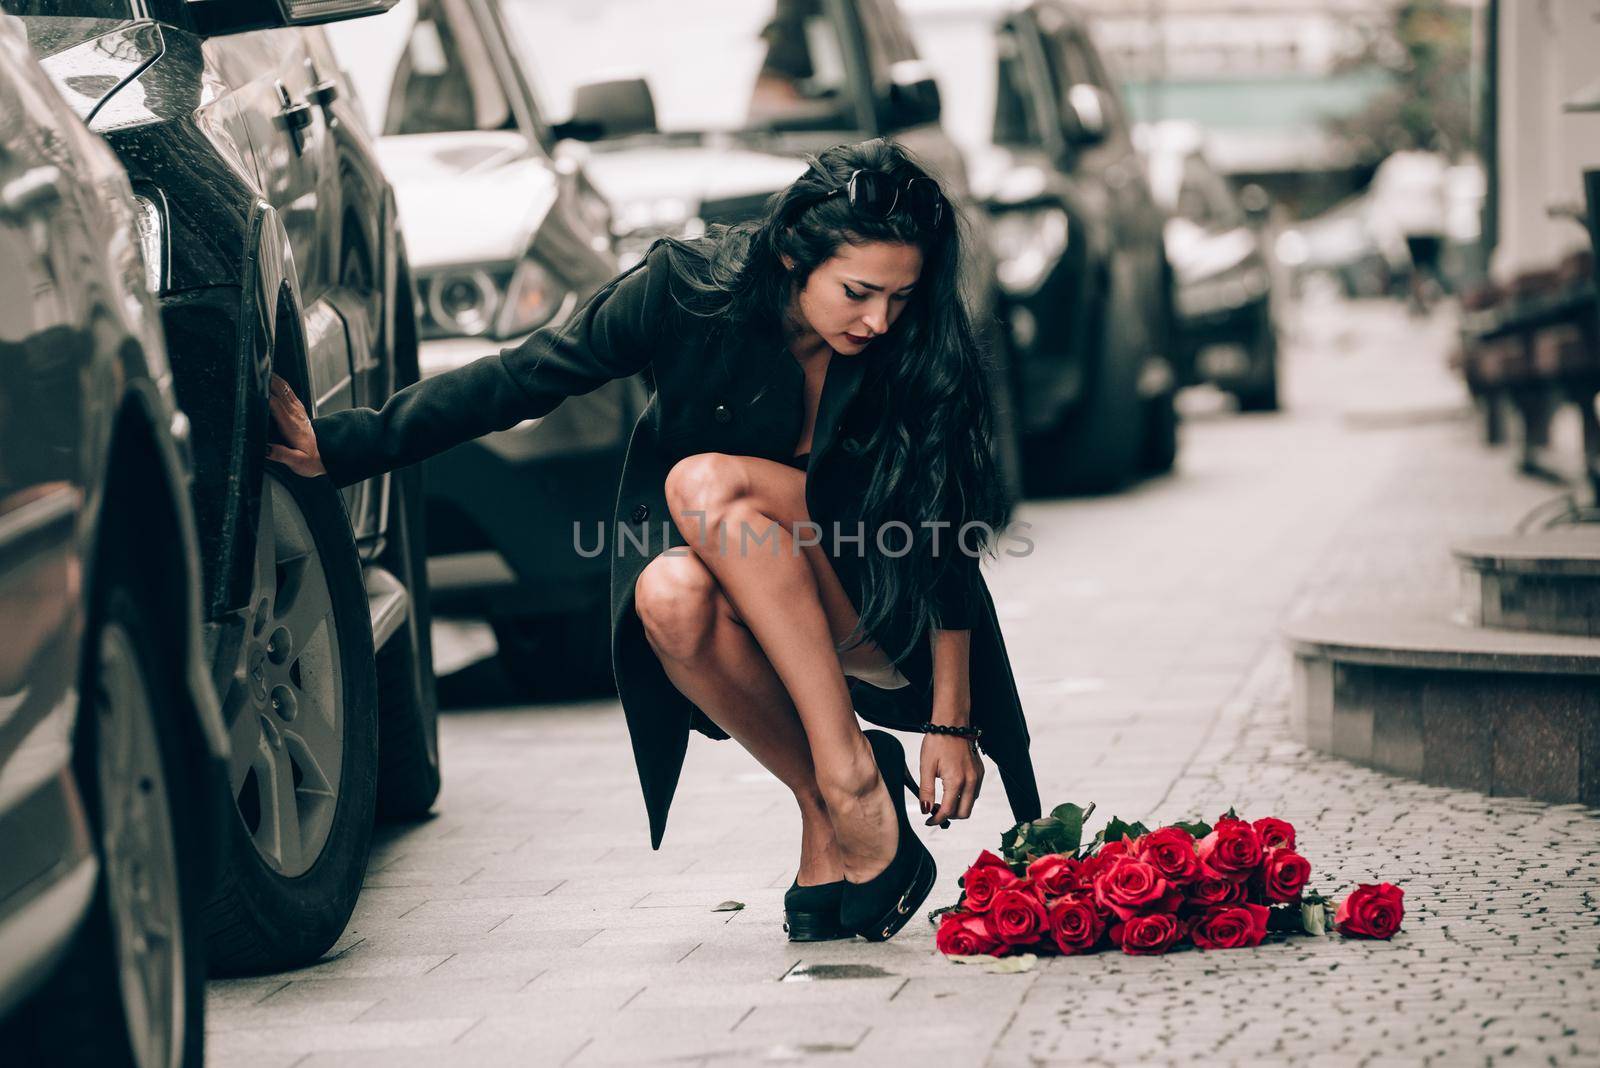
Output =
[
  {"x1": 961, "y1": 850, "x2": 1020, "y2": 913},
  {"x1": 1186, "y1": 873, "x2": 1246, "y2": 908},
  {"x1": 1252, "y1": 817, "x2": 1296, "y2": 852},
  {"x1": 1109, "y1": 912, "x2": 1186, "y2": 956},
  {"x1": 1047, "y1": 894, "x2": 1105, "y2": 955},
  {"x1": 1135, "y1": 827, "x2": 1201, "y2": 883},
  {"x1": 983, "y1": 886, "x2": 1049, "y2": 947},
  {"x1": 1262, "y1": 849, "x2": 1312, "y2": 903},
  {"x1": 1335, "y1": 883, "x2": 1405, "y2": 940},
  {"x1": 1214, "y1": 814, "x2": 1251, "y2": 832},
  {"x1": 936, "y1": 909, "x2": 1005, "y2": 956},
  {"x1": 1196, "y1": 822, "x2": 1264, "y2": 881},
  {"x1": 1190, "y1": 903, "x2": 1271, "y2": 950},
  {"x1": 1098, "y1": 839, "x2": 1131, "y2": 860},
  {"x1": 1093, "y1": 857, "x2": 1183, "y2": 922},
  {"x1": 1026, "y1": 855, "x2": 1081, "y2": 900}
]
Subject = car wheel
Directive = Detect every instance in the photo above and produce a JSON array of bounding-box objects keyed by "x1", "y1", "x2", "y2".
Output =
[
  {"x1": 7, "y1": 583, "x2": 205, "y2": 1067},
  {"x1": 491, "y1": 597, "x2": 616, "y2": 701},
  {"x1": 204, "y1": 467, "x2": 378, "y2": 975},
  {"x1": 1023, "y1": 280, "x2": 1145, "y2": 495},
  {"x1": 1140, "y1": 390, "x2": 1179, "y2": 474}
]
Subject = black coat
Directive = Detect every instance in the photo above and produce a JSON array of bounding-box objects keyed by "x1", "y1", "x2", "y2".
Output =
[{"x1": 313, "y1": 240, "x2": 1042, "y2": 848}]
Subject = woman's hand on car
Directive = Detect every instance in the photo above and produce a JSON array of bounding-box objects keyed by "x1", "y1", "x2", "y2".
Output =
[{"x1": 265, "y1": 373, "x2": 327, "y2": 478}]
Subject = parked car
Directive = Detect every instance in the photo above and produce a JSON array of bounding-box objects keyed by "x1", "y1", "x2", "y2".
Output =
[
  {"x1": 325, "y1": 0, "x2": 637, "y2": 697},
  {"x1": 0, "y1": 11, "x2": 223, "y2": 1062},
  {"x1": 903, "y1": 0, "x2": 1178, "y2": 493},
  {"x1": 12, "y1": 0, "x2": 440, "y2": 974},
  {"x1": 495, "y1": 0, "x2": 1025, "y2": 502},
  {"x1": 1138, "y1": 120, "x2": 1281, "y2": 411}
]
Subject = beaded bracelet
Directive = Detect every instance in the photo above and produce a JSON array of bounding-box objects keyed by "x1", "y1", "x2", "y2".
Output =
[{"x1": 920, "y1": 721, "x2": 982, "y2": 741}]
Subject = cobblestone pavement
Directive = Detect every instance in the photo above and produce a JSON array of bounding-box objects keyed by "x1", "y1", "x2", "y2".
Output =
[{"x1": 206, "y1": 298, "x2": 1600, "y2": 1067}]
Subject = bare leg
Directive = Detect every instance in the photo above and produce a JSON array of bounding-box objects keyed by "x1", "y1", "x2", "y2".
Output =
[
  {"x1": 635, "y1": 552, "x2": 842, "y2": 885},
  {"x1": 664, "y1": 452, "x2": 898, "y2": 881}
]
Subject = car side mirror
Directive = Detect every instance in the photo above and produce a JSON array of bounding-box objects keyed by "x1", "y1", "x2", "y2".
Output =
[
  {"x1": 189, "y1": 0, "x2": 396, "y2": 35},
  {"x1": 550, "y1": 78, "x2": 658, "y2": 143},
  {"x1": 1062, "y1": 83, "x2": 1109, "y2": 148},
  {"x1": 882, "y1": 60, "x2": 941, "y2": 131}
]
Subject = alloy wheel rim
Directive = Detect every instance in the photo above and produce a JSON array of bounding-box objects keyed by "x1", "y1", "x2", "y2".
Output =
[
  {"x1": 96, "y1": 620, "x2": 185, "y2": 1068},
  {"x1": 224, "y1": 471, "x2": 344, "y2": 877}
]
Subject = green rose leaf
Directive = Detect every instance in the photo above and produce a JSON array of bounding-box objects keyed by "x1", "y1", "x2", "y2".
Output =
[{"x1": 1169, "y1": 819, "x2": 1213, "y2": 839}]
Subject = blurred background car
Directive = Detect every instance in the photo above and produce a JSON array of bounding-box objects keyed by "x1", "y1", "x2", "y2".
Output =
[
  {"x1": 325, "y1": 0, "x2": 636, "y2": 699},
  {"x1": 0, "y1": 12, "x2": 223, "y2": 1063},
  {"x1": 494, "y1": 0, "x2": 1026, "y2": 502},
  {"x1": 904, "y1": 0, "x2": 1178, "y2": 493},
  {"x1": 9, "y1": 0, "x2": 440, "y2": 975},
  {"x1": 1139, "y1": 119, "x2": 1282, "y2": 412}
]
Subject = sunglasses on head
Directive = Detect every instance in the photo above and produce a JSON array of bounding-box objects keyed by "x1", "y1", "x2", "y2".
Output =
[{"x1": 816, "y1": 169, "x2": 948, "y2": 231}]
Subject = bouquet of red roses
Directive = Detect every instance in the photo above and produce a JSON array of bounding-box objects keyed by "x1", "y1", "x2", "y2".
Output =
[{"x1": 934, "y1": 803, "x2": 1404, "y2": 959}]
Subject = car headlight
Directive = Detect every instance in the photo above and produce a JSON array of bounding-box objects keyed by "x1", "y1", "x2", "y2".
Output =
[
  {"x1": 131, "y1": 192, "x2": 165, "y2": 294},
  {"x1": 419, "y1": 254, "x2": 573, "y2": 342},
  {"x1": 990, "y1": 206, "x2": 1069, "y2": 296}
]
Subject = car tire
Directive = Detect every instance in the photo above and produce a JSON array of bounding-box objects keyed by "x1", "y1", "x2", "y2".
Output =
[
  {"x1": 6, "y1": 567, "x2": 206, "y2": 1066},
  {"x1": 1140, "y1": 390, "x2": 1179, "y2": 474},
  {"x1": 491, "y1": 597, "x2": 616, "y2": 702},
  {"x1": 1023, "y1": 280, "x2": 1144, "y2": 496},
  {"x1": 204, "y1": 466, "x2": 378, "y2": 975},
  {"x1": 375, "y1": 460, "x2": 442, "y2": 819}
]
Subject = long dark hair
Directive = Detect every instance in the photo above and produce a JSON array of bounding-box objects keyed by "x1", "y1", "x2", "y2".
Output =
[{"x1": 652, "y1": 138, "x2": 1012, "y2": 663}]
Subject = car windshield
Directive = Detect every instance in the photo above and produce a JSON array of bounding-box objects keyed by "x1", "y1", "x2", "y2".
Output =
[
  {"x1": 0, "y1": 0, "x2": 132, "y2": 14},
  {"x1": 324, "y1": 0, "x2": 514, "y2": 136},
  {"x1": 496, "y1": 0, "x2": 862, "y2": 136}
]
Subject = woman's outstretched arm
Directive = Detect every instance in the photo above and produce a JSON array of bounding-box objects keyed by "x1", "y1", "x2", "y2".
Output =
[{"x1": 268, "y1": 241, "x2": 674, "y2": 488}]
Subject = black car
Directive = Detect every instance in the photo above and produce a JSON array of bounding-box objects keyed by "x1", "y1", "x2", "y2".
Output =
[
  {"x1": 905, "y1": 0, "x2": 1179, "y2": 493},
  {"x1": 1139, "y1": 119, "x2": 1280, "y2": 412},
  {"x1": 0, "y1": 12, "x2": 221, "y2": 1062},
  {"x1": 325, "y1": 0, "x2": 638, "y2": 697},
  {"x1": 11, "y1": 0, "x2": 440, "y2": 974},
  {"x1": 496, "y1": 0, "x2": 1025, "y2": 502}
]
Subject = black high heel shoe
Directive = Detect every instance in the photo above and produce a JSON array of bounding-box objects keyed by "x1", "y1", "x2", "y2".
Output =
[
  {"x1": 783, "y1": 878, "x2": 849, "y2": 941},
  {"x1": 840, "y1": 729, "x2": 937, "y2": 942}
]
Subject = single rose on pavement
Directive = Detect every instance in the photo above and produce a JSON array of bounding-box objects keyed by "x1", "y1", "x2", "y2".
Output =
[{"x1": 1335, "y1": 883, "x2": 1405, "y2": 940}]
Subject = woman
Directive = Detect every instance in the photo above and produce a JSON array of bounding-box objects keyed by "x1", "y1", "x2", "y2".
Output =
[{"x1": 268, "y1": 139, "x2": 1041, "y2": 943}]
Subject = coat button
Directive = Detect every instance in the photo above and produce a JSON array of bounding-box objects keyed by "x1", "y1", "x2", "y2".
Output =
[
  {"x1": 712, "y1": 403, "x2": 732, "y2": 424},
  {"x1": 841, "y1": 436, "x2": 863, "y2": 455},
  {"x1": 631, "y1": 503, "x2": 650, "y2": 523}
]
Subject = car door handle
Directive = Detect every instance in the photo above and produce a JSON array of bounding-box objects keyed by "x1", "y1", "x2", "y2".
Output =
[{"x1": 0, "y1": 165, "x2": 62, "y2": 219}]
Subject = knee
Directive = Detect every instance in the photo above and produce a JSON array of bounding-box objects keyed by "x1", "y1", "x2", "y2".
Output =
[
  {"x1": 664, "y1": 453, "x2": 749, "y2": 526},
  {"x1": 634, "y1": 554, "x2": 724, "y2": 661}
]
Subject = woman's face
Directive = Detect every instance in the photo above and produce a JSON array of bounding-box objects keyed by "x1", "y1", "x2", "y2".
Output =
[{"x1": 791, "y1": 240, "x2": 923, "y2": 355}]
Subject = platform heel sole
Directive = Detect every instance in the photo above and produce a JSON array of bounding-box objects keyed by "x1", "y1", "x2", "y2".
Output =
[{"x1": 784, "y1": 911, "x2": 853, "y2": 942}]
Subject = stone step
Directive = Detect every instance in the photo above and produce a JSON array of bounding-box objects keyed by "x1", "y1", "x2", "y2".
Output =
[
  {"x1": 1286, "y1": 612, "x2": 1600, "y2": 805},
  {"x1": 1454, "y1": 527, "x2": 1600, "y2": 636}
]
